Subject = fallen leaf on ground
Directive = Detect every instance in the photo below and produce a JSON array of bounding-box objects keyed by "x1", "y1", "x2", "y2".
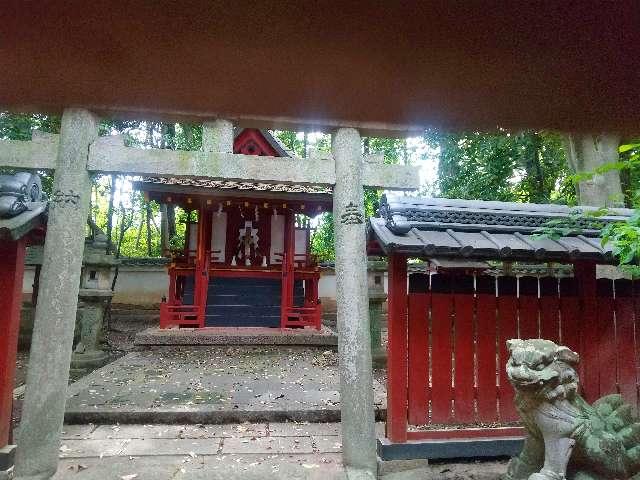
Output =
[{"x1": 67, "y1": 464, "x2": 88, "y2": 472}]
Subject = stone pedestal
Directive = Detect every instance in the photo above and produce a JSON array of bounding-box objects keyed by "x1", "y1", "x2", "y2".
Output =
[{"x1": 70, "y1": 289, "x2": 112, "y2": 372}]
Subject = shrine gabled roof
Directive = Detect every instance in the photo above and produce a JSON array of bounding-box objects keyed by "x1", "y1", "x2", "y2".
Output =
[
  {"x1": 238, "y1": 129, "x2": 292, "y2": 157},
  {"x1": 369, "y1": 195, "x2": 635, "y2": 264}
]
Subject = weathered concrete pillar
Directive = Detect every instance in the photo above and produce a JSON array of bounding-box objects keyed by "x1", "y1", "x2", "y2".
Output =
[
  {"x1": 14, "y1": 109, "x2": 98, "y2": 480},
  {"x1": 332, "y1": 128, "x2": 377, "y2": 478},
  {"x1": 202, "y1": 119, "x2": 234, "y2": 154}
]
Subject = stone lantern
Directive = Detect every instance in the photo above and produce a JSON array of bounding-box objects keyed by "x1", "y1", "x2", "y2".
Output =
[
  {"x1": 367, "y1": 260, "x2": 387, "y2": 368},
  {"x1": 70, "y1": 222, "x2": 118, "y2": 372}
]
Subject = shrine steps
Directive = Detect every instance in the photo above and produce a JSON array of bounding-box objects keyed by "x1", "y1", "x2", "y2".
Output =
[
  {"x1": 182, "y1": 277, "x2": 304, "y2": 328},
  {"x1": 134, "y1": 325, "x2": 338, "y2": 346}
]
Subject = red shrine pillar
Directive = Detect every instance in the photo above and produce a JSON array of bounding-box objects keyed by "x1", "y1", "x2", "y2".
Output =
[
  {"x1": 386, "y1": 253, "x2": 408, "y2": 442},
  {"x1": 0, "y1": 238, "x2": 26, "y2": 456},
  {"x1": 280, "y1": 210, "x2": 295, "y2": 327},
  {"x1": 194, "y1": 206, "x2": 211, "y2": 327},
  {"x1": 574, "y1": 261, "x2": 598, "y2": 401}
]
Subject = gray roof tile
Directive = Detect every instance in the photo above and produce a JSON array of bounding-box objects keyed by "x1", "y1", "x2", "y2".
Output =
[{"x1": 369, "y1": 195, "x2": 630, "y2": 264}]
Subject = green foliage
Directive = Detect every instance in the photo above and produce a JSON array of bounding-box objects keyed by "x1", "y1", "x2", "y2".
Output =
[
  {"x1": 308, "y1": 136, "x2": 402, "y2": 261},
  {"x1": 601, "y1": 211, "x2": 640, "y2": 276},
  {"x1": 534, "y1": 208, "x2": 607, "y2": 239},
  {"x1": 535, "y1": 139, "x2": 640, "y2": 277},
  {"x1": 0, "y1": 112, "x2": 60, "y2": 140},
  {"x1": 311, "y1": 213, "x2": 335, "y2": 262},
  {"x1": 0, "y1": 112, "x2": 61, "y2": 193},
  {"x1": 426, "y1": 129, "x2": 575, "y2": 204},
  {"x1": 273, "y1": 130, "x2": 305, "y2": 156},
  {"x1": 367, "y1": 137, "x2": 408, "y2": 165},
  {"x1": 587, "y1": 141, "x2": 640, "y2": 276}
]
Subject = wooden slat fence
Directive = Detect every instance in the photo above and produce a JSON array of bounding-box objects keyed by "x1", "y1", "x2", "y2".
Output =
[{"x1": 396, "y1": 273, "x2": 640, "y2": 438}]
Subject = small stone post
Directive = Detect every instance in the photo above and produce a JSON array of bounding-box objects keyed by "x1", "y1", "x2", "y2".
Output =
[
  {"x1": 14, "y1": 109, "x2": 98, "y2": 480},
  {"x1": 332, "y1": 128, "x2": 377, "y2": 477},
  {"x1": 202, "y1": 119, "x2": 234, "y2": 154}
]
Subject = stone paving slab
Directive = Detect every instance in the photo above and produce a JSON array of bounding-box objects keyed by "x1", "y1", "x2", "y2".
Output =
[
  {"x1": 135, "y1": 326, "x2": 338, "y2": 346},
  {"x1": 65, "y1": 347, "x2": 386, "y2": 424},
  {"x1": 222, "y1": 436, "x2": 315, "y2": 454},
  {"x1": 122, "y1": 438, "x2": 222, "y2": 456},
  {"x1": 59, "y1": 439, "x2": 128, "y2": 458},
  {"x1": 89, "y1": 423, "x2": 269, "y2": 440},
  {"x1": 49, "y1": 423, "x2": 508, "y2": 479},
  {"x1": 311, "y1": 435, "x2": 343, "y2": 454},
  {"x1": 54, "y1": 453, "x2": 347, "y2": 480}
]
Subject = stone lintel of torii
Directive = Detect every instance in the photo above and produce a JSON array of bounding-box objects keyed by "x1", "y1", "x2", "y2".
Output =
[
  {"x1": 4, "y1": 110, "x2": 418, "y2": 480},
  {"x1": 0, "y1": 129, "x2": 420, "y2": 191}
]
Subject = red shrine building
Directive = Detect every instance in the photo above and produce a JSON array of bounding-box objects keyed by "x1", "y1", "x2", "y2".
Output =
[{"x1": 135, "y1": 129, "x2": 331, "y2": 330}]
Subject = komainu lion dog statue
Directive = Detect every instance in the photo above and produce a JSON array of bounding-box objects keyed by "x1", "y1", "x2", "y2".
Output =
[{"x1": 503, "y1": 339, "x2": 640, "y2": 480}]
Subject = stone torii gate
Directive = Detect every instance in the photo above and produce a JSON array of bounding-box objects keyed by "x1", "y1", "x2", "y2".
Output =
[{"x1": 0, "y1": 109, "x2": 419, "y2": 480}]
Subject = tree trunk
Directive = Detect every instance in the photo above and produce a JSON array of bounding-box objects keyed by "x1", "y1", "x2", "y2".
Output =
[
  {"x1": 564, "y1": 133, "x2": 623, "y2": 207},
  {"x1": 167, "y1": 204, "x2": 176, "y2": 239},
  {"x1": 160, "y1": 203, "x2": 170, "y2": 255},
  {"x1": 146, "y1": 202, "x2": 153, "y2": 256},
  {"x1": 106, "y1": 174, "x2": 116, "y2": 253},
  {"x1": 182, "y1": 123, "x2": 194, "y2": 149},
  {"x1": 134, "y1": 214, "x2": 144, "y2": 249},
  {"x1": 303, "y1": 131, "x2": 308, "y2": 158},
  {"x1": 523, "y1": 134, "x2": 547, "y2": 203}
]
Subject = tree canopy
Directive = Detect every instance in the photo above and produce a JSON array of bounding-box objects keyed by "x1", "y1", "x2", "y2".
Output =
[{"x1": 425, "y1": 129, "x2": 575, "y2": 204}]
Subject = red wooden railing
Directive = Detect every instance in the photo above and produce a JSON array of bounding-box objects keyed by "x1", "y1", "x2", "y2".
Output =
[
  {"x1": 159, "y1": 304, "x2": 201, "y2": 328},
  {"x1": 277, "y1": 251, "x2": 322, "y2": 330},
  {"x1": 160, "y1": 254, "x2": 208, "y2": 329},
  {"x1": 388, "y1": 271, "x2": 640, "y2": 443}
]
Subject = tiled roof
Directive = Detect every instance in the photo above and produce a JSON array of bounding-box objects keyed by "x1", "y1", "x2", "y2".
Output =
[
  {"x1": 369, "y1": 195, "x2": 634, "y2": 264},
  {"x1": 139, "y1": 176, "x2": 332, "y2": 195},
  {"x1": 0, "y1": 202, "x2": 47, "y2": 241}
]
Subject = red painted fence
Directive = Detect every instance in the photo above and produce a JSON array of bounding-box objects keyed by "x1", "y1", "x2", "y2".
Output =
[{"x1": 387, "y1": 271, "x2": 640, "y2": 442}]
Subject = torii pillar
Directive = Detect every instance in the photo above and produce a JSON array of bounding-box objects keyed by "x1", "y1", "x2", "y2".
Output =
[
  {"x1": 332, "y1": 128, "x2": 377, "y2": 478},
  {"x1": 14, "y1": 109, "x2": 97, "y2": 480}
]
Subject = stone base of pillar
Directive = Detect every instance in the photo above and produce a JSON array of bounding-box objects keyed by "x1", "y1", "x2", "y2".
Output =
[
  {"x1": 0, "y1": 445, "x2": 16, "y2": 471},
  {"x1": 345, "y1": 467, "x2": 376, "y2": 480},
  {"x1": 377, "y1": 457, "x2": 430, "y2": 477},
  {"x1": 70, "y1": 350, "x2": 109, "y2": 373}
]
